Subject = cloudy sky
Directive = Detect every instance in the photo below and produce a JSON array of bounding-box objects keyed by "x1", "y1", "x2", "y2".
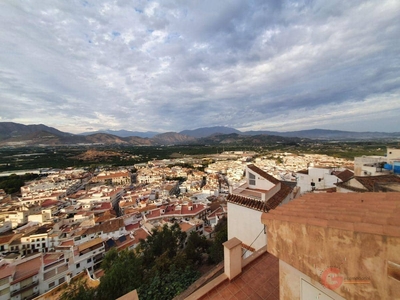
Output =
[{"x1": 0, "y1": 0, "x2": 399, "y2": 134}]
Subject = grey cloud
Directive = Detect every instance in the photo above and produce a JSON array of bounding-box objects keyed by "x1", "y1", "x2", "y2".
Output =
[{"x1": 0, "y1": 0, "x2": 399, "y2": 133}]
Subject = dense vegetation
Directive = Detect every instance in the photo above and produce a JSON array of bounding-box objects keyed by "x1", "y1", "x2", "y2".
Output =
[
  {"x1": 61, "y1": 219, "x2": 228, "y2": 300},
  {"x1": 0, "y1": 173, "x2": 39, "y2": 194},
  {"x1": 0, "y1": 141, "x2": 396, "y2": 173}
]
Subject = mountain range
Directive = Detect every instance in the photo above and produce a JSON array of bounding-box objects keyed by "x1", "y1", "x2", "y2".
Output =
[{"x1": 0, "y1": 122, "x2": 399, "y2": 147}]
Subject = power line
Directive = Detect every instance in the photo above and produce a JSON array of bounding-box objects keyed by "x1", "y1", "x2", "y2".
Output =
[{"x1": 241, "y1": 225, "x2": 265, "y2": 258}]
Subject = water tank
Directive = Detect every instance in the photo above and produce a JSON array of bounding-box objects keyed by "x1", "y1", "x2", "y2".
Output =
[
  {"x1": 383, "y1": 163, "x2": 392, "y2": 170},
  {"x1": 394, "y1": 161, "x2": 400, "y2": 174}
]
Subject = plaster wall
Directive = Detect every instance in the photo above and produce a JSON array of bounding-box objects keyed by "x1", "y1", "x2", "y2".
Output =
[
  {"x1": 247, "y1": 169, "x2": 275, "y2": 190},
  {"x1": 227, "y1": 202, "x2": 267, "y2": 251},
  {"x1": 387, "y1": 148, "x2": 400, "y2": 160},
  {"x1": 308, "y1": 168, "x2": 331, "y2": 178},
  {"x1": 279, "y1": 260, "x2": 345, "y2": 300},
  {"x1": 297, "y1": 173, "x2": 340, "y2": 194},
  {"x1": 347, "y1": 178, "x2": 366, "y2": 190},
  {"x1": 336, "y1": 186, "x2": 356, "y2": 193},
  {"x1": 265, "y1": 219, "x2": 400, "y2": 300}
]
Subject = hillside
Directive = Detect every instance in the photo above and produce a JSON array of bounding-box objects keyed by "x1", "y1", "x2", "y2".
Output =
[{"x1": 0, "y1": 122, "x2": 399, "y2": 147}]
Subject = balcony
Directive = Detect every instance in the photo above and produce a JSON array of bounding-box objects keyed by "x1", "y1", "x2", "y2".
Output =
[
  {"x1": 10, "y1": 280, "x2": 39, "y2": 297},
  {"x1": 44, "y1": 259, "x2": 64, "y2": 271}
]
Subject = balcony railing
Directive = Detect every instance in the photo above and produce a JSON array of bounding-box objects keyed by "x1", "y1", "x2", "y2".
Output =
[{"x1": 10, "y1": 280, "x2": 39, "y2": 297}]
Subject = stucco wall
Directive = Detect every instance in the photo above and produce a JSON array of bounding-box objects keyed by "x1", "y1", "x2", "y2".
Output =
[
  {"x1": 280, "y1": 260, "x2": 345, "y2": 300},
  {"x1": 247, "y1": 169, "x2": 275, "y2": 190},
  {"x1": 265, "y1": 219, "x2": 400, "y2": 300},
  {"x1": 227, "y1": 202, "x2": 267, "y2": 251}
]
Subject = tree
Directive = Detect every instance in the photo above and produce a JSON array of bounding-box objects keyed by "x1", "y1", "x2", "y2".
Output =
[
  {"x1": 60, "y1": 278, "x2": 96, "y2": 300},
  {"x1": 138, "y1": 263, "x2": 199, "y2": 300},
  {"x1": 61, "y1": 224, "x2": 202, "y2": 300},
  {"x1": 184, "y1": 231, "x2": 210, "y2": 265},
  {"x1": 208, "y1": 217, "x2": 228, "y2": 264},
  {"x1": 97, "y1": 249, "x2": 143, "y2": 300},
  {"x1": 138, "y1": 223, "x2": 186, "y2": 266}
]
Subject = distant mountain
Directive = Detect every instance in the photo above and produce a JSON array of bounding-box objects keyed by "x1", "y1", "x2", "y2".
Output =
[
  {"x1": 180, "y1": 126, "x2": 241, "y2": 138},
  {"x1": 197, "y1": 133, "x2": 304, "y2": 145},
  {"x1": 151, "y1": 132, "x2": 197, "y2": 145},
  {"x1": 79, "y1": 129, "x2": 159, "y2": 138},
  {"x1": 0, "y1": 122, "x2": 72, "y2": 141},
  {"x1": 181, "y1": 126, "x2": 400, "y2": 140},
  {"x1": 0, "y1": 122, "x2": 194, "y2": 146},
  {"x1": 242, "y1": 129, "x2": 400, "y2": 140},
  {"x1": 1, "y1": 122, "x2": 399, "y2": 147}
]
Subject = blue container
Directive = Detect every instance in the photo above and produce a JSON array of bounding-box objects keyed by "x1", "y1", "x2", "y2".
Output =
[
  {"x1": 384, "y1": 163, "x2": 393, "y2": 170},
  {"x1": 394, "y1": 162, "x2": 400, "y2": 174}
]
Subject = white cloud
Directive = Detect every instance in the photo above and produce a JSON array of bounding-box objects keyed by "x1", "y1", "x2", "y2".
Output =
[{"x1": 0, "y1": 0, "x2": 399, "y2": 133}]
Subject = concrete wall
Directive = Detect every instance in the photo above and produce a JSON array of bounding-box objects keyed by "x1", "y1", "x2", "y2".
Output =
[
  {"x1": 280, "y1": 260, "x2": 345, "y2": 300},
  {"x1": 247, "y1": 168, "x2": 275, "y2": 191},
  {"x1": 265, "y1": 219, "x2": 400, "y2": 300},
  {"x1": 387, "y1": 148, "x2": 400, "y2": 161},
  {"x1": 227, "y1": 202, "x2": 267, "y2": 251}
]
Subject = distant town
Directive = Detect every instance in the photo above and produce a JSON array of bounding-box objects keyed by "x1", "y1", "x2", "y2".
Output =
[{"x1": 0, "y1": 144, "x2": 399, "y2": 299}]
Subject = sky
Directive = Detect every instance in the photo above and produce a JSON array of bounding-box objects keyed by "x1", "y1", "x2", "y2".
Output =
[{"x1": 0, "y1": 0, "x2": 399, "y2": 134}]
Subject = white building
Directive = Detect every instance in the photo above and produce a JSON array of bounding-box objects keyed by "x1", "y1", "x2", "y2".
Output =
[
  {"x1": 296, "y1": 166, "x2": 353, "y2": 194},
  {"x1": 227, "y1": 164, "x2": 297, "y2": 254}
]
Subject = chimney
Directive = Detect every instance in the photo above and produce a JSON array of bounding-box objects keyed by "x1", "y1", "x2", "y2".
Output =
[{"x1": 223, "y1": 237, "x2": 242, "y2": 280}]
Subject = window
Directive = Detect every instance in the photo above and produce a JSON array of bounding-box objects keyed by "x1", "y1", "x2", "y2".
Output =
[
  {"x1": 49, "y1": 282, "x2": 55, "y2": 288},
  {"x1": 87, "y1": 258, "x2": 91, "y2": 263},
  {"x1": 249, "y1": 172, "x2": 256, "y2": 185},
  {"x1": 42, "y1": 243, "x2": 46, "y2": 248},
  {"x1": 59, "y1": 277, "x2": 65, "y2": 285},
  {"x1": 76, "y1": 263, "x2": 80, "y2": 269}
]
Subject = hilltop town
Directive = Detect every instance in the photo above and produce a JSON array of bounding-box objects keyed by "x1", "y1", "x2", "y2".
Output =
[{"x1": 0, "y1": 148, "x2": 399, "y2": 300}]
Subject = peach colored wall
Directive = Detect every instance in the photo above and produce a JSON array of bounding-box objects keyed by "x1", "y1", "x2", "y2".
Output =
[
  {"x1": 264, "y1": 219, "x2": 400, "y2": 300},
  {"x1": 280, "y1": 260, "x2": 345, "y2": 300},
  {"x1": 223, "y1": 237, "x2": 242, "y2": 280}
]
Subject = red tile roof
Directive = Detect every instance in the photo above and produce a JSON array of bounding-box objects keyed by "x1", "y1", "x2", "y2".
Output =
[
  {"x1": 179, "y1": 222, "x2": 195, "y2": 232},
  {"x1": 134, "y1": 228, "x2": 149, "y2": 242},
  {"x1": 337, "y1": 175, "x2": 400, "y2": 192},
  {"x1": 11, "y1": 256, "x2": 41, "y2": 284},
  {"x1": 0, "y1": 234, "x2": 16, "y2": 245},
  {"x1": 334, "y1": 169, "x2": 354, "y2": 182},
  {"x1": 262, "y1": 192, "x2": 400, "y2": 237},
  {"x1": 43, "y1": 253, "x2": 64, "y2": 265},
  {"x1": 199, "y1": 251, "x2": 279, "y2": 300},
  {"x1": 247, "y1": 164, "x2": 280, "y2": 184},
  {"x1": 125, "y1": 222, "x2": 140, "y2": 231},
  {"x1": 227, "y1": 181, "x2": 293, "y2": 212},
  {"x1": 41, "y1": 199, "x2": 59, "y2": 207}
]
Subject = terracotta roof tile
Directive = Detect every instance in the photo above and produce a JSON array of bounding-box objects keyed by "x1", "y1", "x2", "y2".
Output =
[
  {"x1": 337, "y1": 175, "x2": 400, "y2": 192},
  {"x1": 134, "y1": 228, "x2": 149, "y2": 242},
  {"x1": 83, "y1": 218, "x2": 125, "y2": 235},
  {"x1": 227, "y1": 181, "x2": 293, "y2": 212},
  {"x1": 247, "y1": 164, "x2": 280, "y2": 184},
  {"x1": 11, "y1": 256, "x2": 41, "y2": 284},
  {"x1": 198, "y1": 251, "x2": 279, "y2": 300},
  {"x1": 334, "y1": 169, "x2": 354, "y2": 182},
  {"x1": 78, "y1": 237, "x2": 103, "y2": 252},
  {"x1": 262, "y1": 192, "x2": 400, "y2": 237}
]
